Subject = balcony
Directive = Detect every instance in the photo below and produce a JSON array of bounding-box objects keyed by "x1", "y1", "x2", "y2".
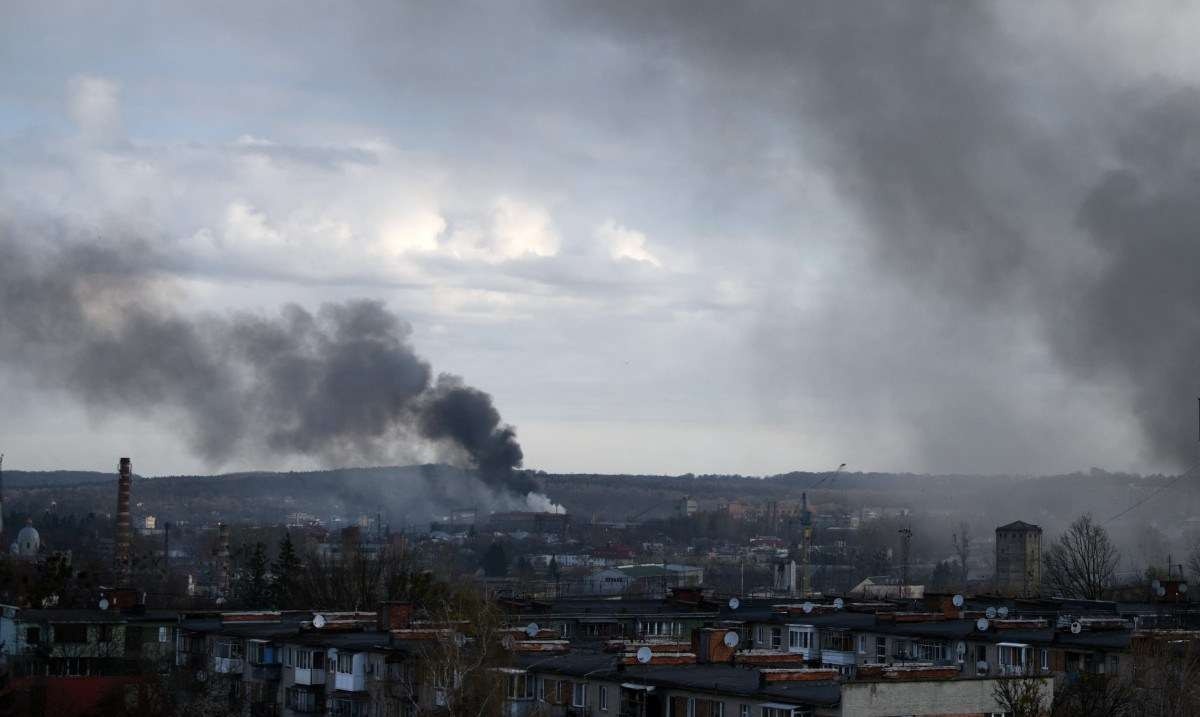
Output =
[
  {"x1": 212, "y1": 656, "x2": 244, "y2": 674},
  {"x1": 335, "y1": 670, "x2": 366, "y2": 692},
  {"x1": 293, "y1": 667, "x2": 326, "y2": 686}
]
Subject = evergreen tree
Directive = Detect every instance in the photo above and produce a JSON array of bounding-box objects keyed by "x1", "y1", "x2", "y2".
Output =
[
  {"x1": 238, "y1": 542, "x2": 271, "y2": 607},
  {"x1": 272, "y1": 532, "x2": 302, "y2": 607},
  {"x1": 482, "y1": 542, "x2": 509, "y2": 577}
]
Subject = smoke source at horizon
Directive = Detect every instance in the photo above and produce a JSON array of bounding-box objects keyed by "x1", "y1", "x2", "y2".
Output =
[{"x1": 0, "y1": 223, "x2": 533, "y2": 496}]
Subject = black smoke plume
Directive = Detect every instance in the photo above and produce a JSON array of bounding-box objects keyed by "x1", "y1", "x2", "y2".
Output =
[{"x1": 0, "y1": 225, "x2": 530, "y2": 494}]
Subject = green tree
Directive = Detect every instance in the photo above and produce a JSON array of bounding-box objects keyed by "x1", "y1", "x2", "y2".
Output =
[
  {"x1": 271, "y1": 532, "x2": 301, "y2": 607},
  {"x1": 236, "y1": 542, "x2": 271, "y2": 607}
]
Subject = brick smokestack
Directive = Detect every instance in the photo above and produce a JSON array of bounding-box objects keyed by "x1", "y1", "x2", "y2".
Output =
[{"x1": 114, "y1": 457, "x2": 133, "y2": 585}]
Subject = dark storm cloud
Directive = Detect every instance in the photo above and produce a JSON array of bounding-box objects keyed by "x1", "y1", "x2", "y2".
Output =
[{"x1": 0, "y1": 222, "x2": 530, "y2": 493}]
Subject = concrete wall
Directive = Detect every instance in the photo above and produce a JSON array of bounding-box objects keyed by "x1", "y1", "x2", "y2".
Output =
[{"x1": 840, "y1": 676, "x2": 1053, "y2": 717}]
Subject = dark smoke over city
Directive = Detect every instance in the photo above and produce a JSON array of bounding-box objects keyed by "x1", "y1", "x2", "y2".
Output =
[{"x1": 0, "y1": 226, "x2": 529, "y2": 494}]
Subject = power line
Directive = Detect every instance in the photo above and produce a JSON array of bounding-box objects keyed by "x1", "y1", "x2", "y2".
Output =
[{"x1": 1104, "y1": 456, "x2": 1200, "y2": 525}]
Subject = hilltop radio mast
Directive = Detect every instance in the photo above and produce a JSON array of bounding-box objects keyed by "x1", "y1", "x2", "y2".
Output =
[{"x1": 899, "y1": 525, "x2": 913, "y2": 595}]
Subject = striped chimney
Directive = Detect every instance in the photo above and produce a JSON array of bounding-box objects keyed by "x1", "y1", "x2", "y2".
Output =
[
  {"x1": 214, "y1": 522, "x2": 231, "y2": 597},
  {"x1": 114, "y1": 457, "x2": 132, "y2": 584}
]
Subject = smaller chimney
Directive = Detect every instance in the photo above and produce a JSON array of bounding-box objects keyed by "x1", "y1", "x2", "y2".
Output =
[{"x1": 378, "y1": 601, "x2": 414, "y2": 631}]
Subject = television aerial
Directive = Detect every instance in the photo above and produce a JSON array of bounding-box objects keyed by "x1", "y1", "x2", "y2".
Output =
[
  {"x1": 636, "y1": 646, "x2": 653, "y2": 664},
  {"x1": 976, "y1": 618, "x2": 989, "y2": 632},
  {"x1": 728, "y1": 597, "x2": 740, "y2": 611},
  {"x1": 723, "y1": 631, "x2": 740, "y2": 648}
]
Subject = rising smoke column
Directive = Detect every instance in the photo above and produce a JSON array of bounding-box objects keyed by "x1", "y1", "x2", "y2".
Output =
[
  {"x1": 0, "y1": 224, "x2": 530, "y2": 493},
  {"x1": 578, "y1": 2, "x2": 1200, "y2": 470}
]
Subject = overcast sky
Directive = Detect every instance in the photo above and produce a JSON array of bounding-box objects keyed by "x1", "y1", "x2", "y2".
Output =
[{"x1": 3, "y1": 2, "x2": 1199, "y2": 477}]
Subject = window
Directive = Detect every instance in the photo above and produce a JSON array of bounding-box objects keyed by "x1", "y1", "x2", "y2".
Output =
[
  {"x1": 286, "y1": 687, "x2": 320, "y2": 712},
  {"x1": 213, "y1": 640, "x2": 243, "y2": 660},
  {"x1": 1041, "y1": 649, "x2": 1049, "y2": 671},
  {"x1": 912, "y1": 640, "x2": 944, "y2": 661},
  {"x1": 537, "y1": 677, "x2": 546, "y2": 701},
  {"x1": 98, "y1": 625, "x2": 116, "y2": 642},
  {"x1": 820, "y1": 630, "x2": 854, "y2": 652},
  {"x1": 789, "y1": 628, "x2": 800, "y2": 649},
  {"x1": 875, "y1": 637, "x2": 887, "y2": 662},
  {"x1": 295, "y1": 649, "x2": 324, "y2": 670},
  {"x1": 158, "y1": 626, "x2": 171, "y2": 643},
  {"x1": 25, "y1": 627, "x2": 40, "y2": 645},
  {"x1": 740, "y1": 705, "x2": 750, "y2": 717},
  {"x1": 572, "y1": 682, "x2": 586, "y2": 707},
  {"x1": 599, "y1": 685, "x2": 608, "y2": 710},
  {"x1": 770, "y1": 627, "x2": 782, "y2": 650},
  {"x1": 642, "y1": 620, "x2": 677, "y2": 637},
  {"x1": 857, "y1": 635, "x2": 866, "y2": 654},
  {"x1": 507, "y1": 673, "x2": 534, "y2": 700},
  {"x1": 330, "y1": 697, "x2": 367, "y2": 717},
  {"x1": 337, "y1": 652, "x2": 355, "y2": 674}
]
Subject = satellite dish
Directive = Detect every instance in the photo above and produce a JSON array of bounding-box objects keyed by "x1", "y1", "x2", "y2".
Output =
[
  {"x1": 985, "y1": 607, "x2": 997, "y2": 619},
  {"x1": 723, "y1": 631, "x2": 740, "y2": 648},
  {"x1": 956, "y1": 641, "x2": 966, "y2": 656},
  {"x1": 525, "y1": 622, "x2": 540, "y2": 638},
  {"x1": 1157, "y1": 585, "x2": 1167, "y2": 597},
  {"x1": 636, "y1": 646, "x2": 653, "y2": 664},
  {"x1": 1070, "y1": 621, "x2": 1082, "y2": 634},
  {"x1": 98, "y1": 597, "x2": 109, "y2": 611},
  {"x1": 802, "y1": 601, "x2": 814, "y2": 614},
  {"x1": 313, "y1": 614, "x2": 327, "y2": 629},
  {"x1": 195, "y1": 670, "x2": 208, "y2": 683},
  {"x1": 976, "y1": 618, "x2": 989, "y2": 632},
  {"x1": 728, "y1": 597, "x2": 740, "y2": 610},
  {"x1": 1181, "y1": 583, "x2": 1189, "y2": 594},
  {"x1": 833, "y1": 598, "x2": 845, "y2": 610},
  {"x1": 952, "y1": 594, "x2": 964, "y2": 608},
  {"x1": 998, "y1": 607, "x2": 1009, "y2": 618},
  {"x1": 1152, "y1": 579, "x2": 1161, "y2": 590}
]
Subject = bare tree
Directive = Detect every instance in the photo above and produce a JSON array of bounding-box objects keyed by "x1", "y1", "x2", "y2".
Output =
[
  {"x1": 1042, "y1": 514, "x2": 1119, "y2": 600},
  {"x1": 1050, "y1": 674, "x2": 1135, "y2": 717},
  {"x1": 952, "y1": 521, "x2": 971, "y2": 590},
  {"x1": 992, "y1": 675, "x2": 1048, "y2": 717}
]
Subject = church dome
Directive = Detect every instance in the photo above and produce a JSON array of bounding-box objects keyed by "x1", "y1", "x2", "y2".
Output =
[{"x1": 15, "y1": 519, "x2": 39, "y2": 557}]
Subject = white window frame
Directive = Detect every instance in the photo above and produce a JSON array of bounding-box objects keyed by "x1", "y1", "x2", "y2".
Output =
[
  {"x1": 599, "y1": 685, "x2": 608, "y2": 710},
  {"x1": 572, "y1": 682, "x2": 586, "y2": 707}
]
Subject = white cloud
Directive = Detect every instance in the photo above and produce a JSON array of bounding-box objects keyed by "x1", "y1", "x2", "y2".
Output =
[
  {"x1": 376, "y1": 210, "x2": 447, "y2": 254},
  {"x1": 67, "y1": 75, "x2": 122, "y2": 142},
  {"x1": 490, "y1": 197, "x2": 560, "y2": 260},
  {"x1": 597, "y1": 219, "x2": 661, "y2": 266}
]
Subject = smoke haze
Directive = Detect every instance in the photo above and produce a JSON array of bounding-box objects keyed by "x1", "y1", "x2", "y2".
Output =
[
  {"x1": 0, "y1": 223, "x2": 531, "y2": 494},
  {"x1": 5, "y1": 2, "x2": 1200, "y2": 476}
]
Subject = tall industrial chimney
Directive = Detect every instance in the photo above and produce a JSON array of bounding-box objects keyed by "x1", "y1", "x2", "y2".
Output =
[{"x1": 114, "y1": 457, "x2": 133, "y2": 585}]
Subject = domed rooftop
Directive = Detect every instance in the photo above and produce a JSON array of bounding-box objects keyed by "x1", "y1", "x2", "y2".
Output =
[{"x1": 14, "y1": 518, "x2": 39, "y2": 557}]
